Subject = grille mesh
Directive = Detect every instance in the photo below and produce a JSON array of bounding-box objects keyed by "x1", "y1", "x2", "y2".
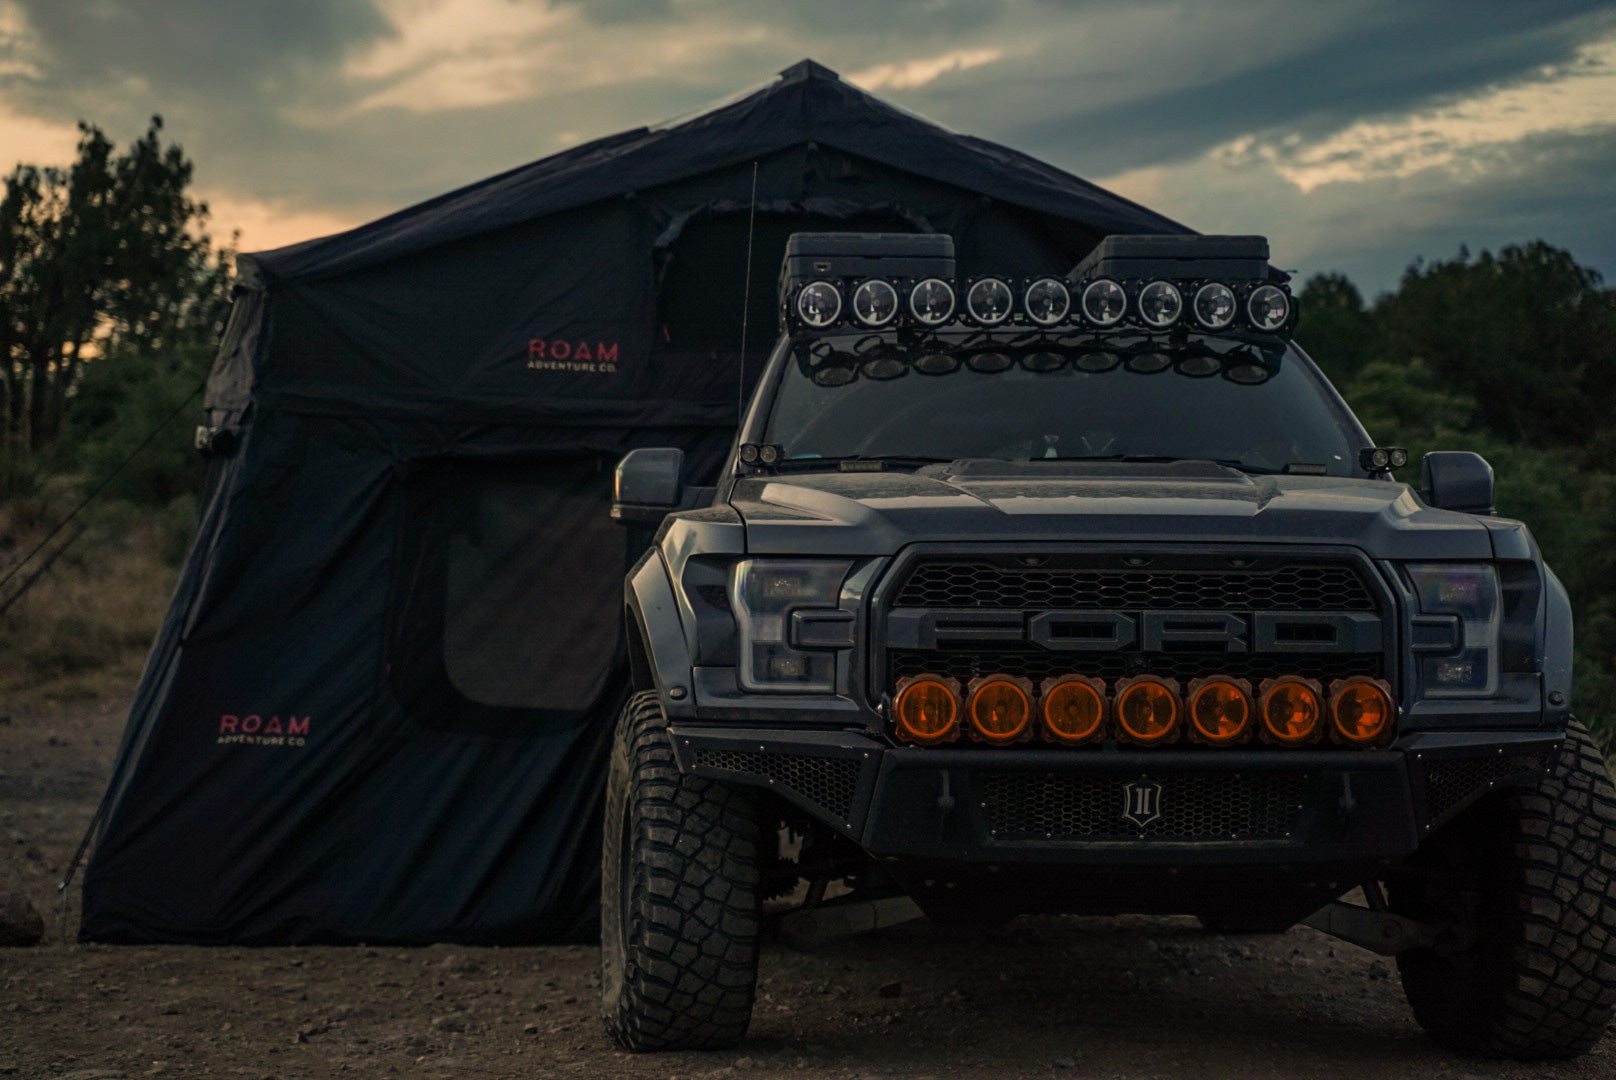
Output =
[
  {"x1": 893, "y1": 561, "x2": 1374, "y2": 611},
  {"x1": 693, "y1": 749, "x2": 860, "y2": 820},
  {"x1": 889, "y1": 648, "x2": 1381, "y2": 687},
  {"x1": 1423, "y1": 753, "x2": 1550, "y2": 824},
  {"x1": 980, "y1": 771, "x2": 1310, "y2": 840}
]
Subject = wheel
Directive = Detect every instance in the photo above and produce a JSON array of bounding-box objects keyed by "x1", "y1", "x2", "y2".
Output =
[
  {"x1": 600, "y1": 691, "x2": 764, "y2": 1051},
  {"x1": 1395, "y1": 719, "x2": 1616, "y2": 1059}
]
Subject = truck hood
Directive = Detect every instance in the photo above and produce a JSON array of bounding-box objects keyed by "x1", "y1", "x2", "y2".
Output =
[{"x1": 729, "y1": 459, "x2": 1508, "y2": 559}]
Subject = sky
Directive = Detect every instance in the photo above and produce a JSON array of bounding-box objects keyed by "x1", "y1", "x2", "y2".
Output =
[{"x1": 1, "y1": 0, "x2": 1613, "y2": 297}]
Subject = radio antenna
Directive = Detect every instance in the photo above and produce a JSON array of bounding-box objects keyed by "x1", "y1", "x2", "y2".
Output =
[{"x1": 737, "y1": 161, "x2": 759, "y2": 428}]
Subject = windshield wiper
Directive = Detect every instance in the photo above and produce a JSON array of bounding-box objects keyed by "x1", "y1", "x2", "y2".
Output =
[
  {"x1": 1047, "y1": 454, "x2": 1288, "y2": 475},
  {"x1": 771, "y1": 454, "x2": 955, "y2": 472}
]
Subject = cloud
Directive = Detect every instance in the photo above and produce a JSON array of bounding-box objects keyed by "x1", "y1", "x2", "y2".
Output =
[
  {"x1": 1221, "y1": 36, "x2": 1616, "y2": 192},
  {"x1": 1003, "y1": 1, "x2": 1616, "y2": 179},
  {"x1": 847, "y1": 47, "x2": 1006, "y2": 92},
  {"x1": 1100, "y1": 121, "x2": 1616, "y2": 298},
  {"x1": 199, "y1": 192, "x2": 365, "y2": 255},
  {"x1": 6, "y1": 0, "x2": 388, "y2": 101},
  {"x1": 0, "y1": 103, "x2": 76, "y2": 171},
  {"x1": 346, "y1": 0, "x2": 770, "y2": 114},
  {"x1": 0, "y1": 0, "x2": 1610, "y2": 292}
]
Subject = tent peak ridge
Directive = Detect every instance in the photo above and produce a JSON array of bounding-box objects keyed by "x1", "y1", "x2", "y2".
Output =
[{"x1": 779, "y1": 58, "x2": 840, "y2": 84}]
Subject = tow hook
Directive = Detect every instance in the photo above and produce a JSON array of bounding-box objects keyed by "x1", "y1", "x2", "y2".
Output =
[{"x1": 1302, "y1": 900, "x2": 1466, "y2": 957}]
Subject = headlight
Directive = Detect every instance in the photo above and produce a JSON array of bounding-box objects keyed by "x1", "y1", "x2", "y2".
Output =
[
  {"x1": 852, "y1": 279, "x2": 899, "y2": 327},
  {"x1": 965, "y1": 278, "x2": 1014, "y2": 326},
  {"x1": 1406, "y1": 563, "x2": 1501, "y2": 697},
  {"x1": 1246, "y1": 284, "x2": 1290, "y2": 331},
  {"x1": 1192, "y1": 282, "x2": 1237, "y2": 330},
  {"x1": 731, "y1": 559, "x2": 851, "y2": 692},
  {"x1": 909, "y1": 278, "x2": 956, "y2": 325},
  {"x1": 1137, "y1": 280, "x2": 1183, "y2": 328},
  {"x1": 796, "y1": 281, "x2": 842, "y2": 327},
  {"x1": 1024, "y1": 278, "x2": 1071, "y2": 326}
]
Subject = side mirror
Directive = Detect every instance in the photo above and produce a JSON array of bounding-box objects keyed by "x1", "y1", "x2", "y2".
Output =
[
  {"x1": 1421, "y1": 451, "x2": 1494, "y2": 515},
  {"x1": 613, "y1": 448, "x2": 685, "y2": 525}
]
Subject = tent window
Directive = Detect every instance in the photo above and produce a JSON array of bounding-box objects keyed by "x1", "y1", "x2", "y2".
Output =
[{"x1": 389, "y1": 458, "x2": 627, "y2": 734}]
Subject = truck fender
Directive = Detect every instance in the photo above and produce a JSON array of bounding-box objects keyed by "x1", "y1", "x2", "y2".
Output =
[
  {"x1": 1542, "y1": 564, "x2": 1574, "y2": 720},
  {"x1": 624, "y1": 549, "x2": 697, "y2": 719}
]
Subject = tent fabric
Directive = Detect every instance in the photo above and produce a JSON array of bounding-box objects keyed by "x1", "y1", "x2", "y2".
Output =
[{"x1": 80, "y1": 59, "x2": 1191, "y2": 945}]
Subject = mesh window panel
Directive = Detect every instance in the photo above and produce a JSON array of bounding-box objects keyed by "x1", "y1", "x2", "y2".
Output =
[
  {"x1": 693, "y1": 749, "x2": 860, "y2": 820},
  {"x1": 979, "y1": 771, "x2": 1310, "y2": 840},
  {"x1": 389, "y1": 458, "x2": 626, "y2": 734}
]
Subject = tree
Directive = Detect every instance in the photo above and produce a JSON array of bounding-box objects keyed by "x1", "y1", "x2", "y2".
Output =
[
  {"x1": 0, "y1": 117, "x2": 232, "y2": 457},
  {"x1": 1295, "y1": 271, "x2": 1375, "y2": 383},
  {"x1": 1375, "y1": 243, "x2": 1616, "y2": 459}
]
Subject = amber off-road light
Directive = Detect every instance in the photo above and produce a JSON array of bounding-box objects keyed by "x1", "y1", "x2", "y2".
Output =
[
  {"x1": 1258, "y1": 676, "x2": 1323, "y2": 746},
  {"x1": 1186, "y1": 676, "x2": 1253, "y2": 745},
  {"x1": 967, "y1": 675, "x2": 1034, "y2": 744},
  {"x1": 1040, "y1": 675, "x2": 1107, "y2": 744},
  {"x1": 1114, "y1": 675, "x2": 1181, "y2": 745},
  {"x1": 1329, "y1": 677, "x2": 1396, "y2": 745},
  {"x1": 893, "y1": 674, "x2": 962, "y2": 745}
]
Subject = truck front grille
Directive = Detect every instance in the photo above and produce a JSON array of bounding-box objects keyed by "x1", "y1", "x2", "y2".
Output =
[
  {"x1": 878, "y1": 551, "x2": 1394, "y2": 746},
  {"x1": 892, "y1": 559, "x2": 1375, "y2": 611}
]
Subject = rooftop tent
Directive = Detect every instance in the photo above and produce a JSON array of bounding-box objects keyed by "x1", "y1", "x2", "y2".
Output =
[{"x1": 79, "y1": 59, "x2": 1190, "y2": 944}]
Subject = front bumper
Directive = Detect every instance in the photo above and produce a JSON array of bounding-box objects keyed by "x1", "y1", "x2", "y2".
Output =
[{"x1": 668, "y1": 725, "x2": 1560, "y2": 872}]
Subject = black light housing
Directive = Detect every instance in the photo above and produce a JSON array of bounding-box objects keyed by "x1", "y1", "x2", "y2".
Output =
[{"x1": 1359, "y1": 446, "x2": 1409, "y2": 472}]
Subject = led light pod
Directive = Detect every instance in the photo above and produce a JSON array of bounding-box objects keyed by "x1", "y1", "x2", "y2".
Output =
[
  {"x1": 909, "y1": 278, "x2": 956, "y2": 325},
  {"x1": 1081, "y1": 279, "x2": 1126, "y2": 327},
  {"x1": 1040, "y1": 675, "x2": 1107, "y2": 744},
  {"x1": 852, "y1": 279, "x2": 899, "y2": 327},
  {"x1": 1137, "y1": 281, "x2": 1183, "y2": 329},
  {"x1": 893, "y1": 674, "x2": 962, "y2": 745},
  {"x1": 1329, "y1": 677, "x2": 1395, "y2": 745},
  {"x1": 967, "y1": 674, "x2": 1034, "y2": 744},
  {"x1": 965, "y1": 278, "x2": 1014, "y2": 326},
  {"x1": 1114, "y1": 675, "x2": 1181, "y2": 745},
  {"x1": 1186, "y1": 676, "x2": 1253, "y2": 745},
  {"x1": 1193, "y1": 282, "x2": 1237, "y2": 329},
  {"x1": 1246, "y1": 284, "x2": 1290, "y2": 331},
  {"x1": 796, "y1": 281, "x2": 842, "y2": 327},
  {"x1": 1258, "y1": 676, "x2": 1323, "y2": 745},
  {"x1": 1024, "y1": 278, "x2": 1071, "y2": 326}
]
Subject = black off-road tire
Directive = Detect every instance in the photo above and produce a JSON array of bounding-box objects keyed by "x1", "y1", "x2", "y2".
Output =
[
  {"x1": 1397, "y1": 719, "x2": 1616, "y2": 1058},
  {"x1": 600, "y1": 691, "x2": 763, "y2": 1051}
]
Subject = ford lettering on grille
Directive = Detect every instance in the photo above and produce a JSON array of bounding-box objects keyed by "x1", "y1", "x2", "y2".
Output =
[{"x1": 886, "y1": 608, "x2": 1383, "y2": 654}]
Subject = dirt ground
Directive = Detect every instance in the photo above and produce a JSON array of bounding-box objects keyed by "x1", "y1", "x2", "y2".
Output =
[{"x1": 2, "y1": 694, "x2": 1612, "y2": 1080}]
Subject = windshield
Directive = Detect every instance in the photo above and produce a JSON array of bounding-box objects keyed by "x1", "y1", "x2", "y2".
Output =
[{"x1": 761, "y1": 331, "x2": 1362, "y2": 476}]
